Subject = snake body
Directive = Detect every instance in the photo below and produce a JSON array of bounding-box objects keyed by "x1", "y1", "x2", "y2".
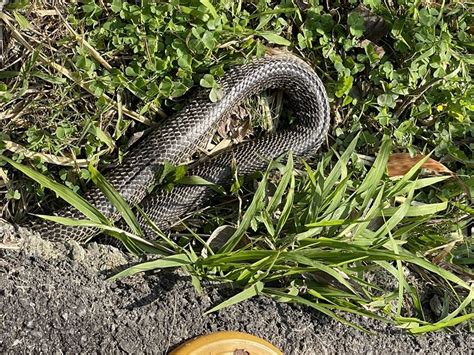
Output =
[{"x1": 26, "y1": 54, "x2": 330, "y2": 242}]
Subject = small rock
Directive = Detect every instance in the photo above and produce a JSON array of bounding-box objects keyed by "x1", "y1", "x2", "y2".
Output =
[{"x1": 67, "y1": 240, "x2": 85, "y2": 262}]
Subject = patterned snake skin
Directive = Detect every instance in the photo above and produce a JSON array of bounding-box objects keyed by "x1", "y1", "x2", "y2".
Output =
[{"x1": 25, "y1": 54, "x2": 330, "y2": 242}]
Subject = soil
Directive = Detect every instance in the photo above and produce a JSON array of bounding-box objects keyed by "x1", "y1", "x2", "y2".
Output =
[{"x1": 1, "y1": 229, "x2": 472, "y2": 354}]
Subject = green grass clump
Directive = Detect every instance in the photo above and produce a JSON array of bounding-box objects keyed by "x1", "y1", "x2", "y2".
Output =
[
  {"x1": 0, "y1": 0, "x2": 472, "y2": 333},
  {"x1": 4, "y1": 134, "x2": 472, "y2": 333}
]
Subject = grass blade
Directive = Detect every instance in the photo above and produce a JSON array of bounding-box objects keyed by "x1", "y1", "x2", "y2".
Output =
[
  {"x1": 323, "y1": 134, "x2": 359, "y2": 195},
  {"x1": 35, "y1": 214, "x2": 158, "y2": 250},
  {"x1": 220, "y1": 170, "x2": 269, "y2": 253},
  {"x1": 204, "y1": 281, "x2": 264, "y2": 314},
  {"x1": 264, "y1": 288, "x2": 370, "y2": 332},
  {"x1": 275, "y1": 157, "x2": 295, "y2": 236},
  {"x1": 380, "y1": 201, "x2": 448, "y2": 218},
  {"x1": 2, "y1": 156, "x2": 107, "y2": 224},
  {"x1": 89, "y1": 164, "x2": 142, "y2": 236},
  {"x1": 358, "y1": 135, "x2": 391, "y2": 206},
  {"x1": 407, "y1": 313, "x2": 474, "y2": 334},
  {"x1": 108, "y1": 254, "x2": 192, "y2": 281},
  {"x1": 266, "y1": 152, "x2": 293, "y2": 216}
]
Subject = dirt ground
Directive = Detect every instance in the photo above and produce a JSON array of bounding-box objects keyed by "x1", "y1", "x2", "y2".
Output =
[{"x1": 0, "y1": 230, "x2": 472, "y2": 354}]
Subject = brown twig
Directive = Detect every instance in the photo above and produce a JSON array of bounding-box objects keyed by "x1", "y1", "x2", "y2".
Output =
[{"x1": 3, "y1": 140, "x2": 89, "y2": 167}]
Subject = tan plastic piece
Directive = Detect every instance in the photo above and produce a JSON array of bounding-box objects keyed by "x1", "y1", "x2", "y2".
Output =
[{"x1": 169, "y1": 331, "x2": 283, "y2": 355}]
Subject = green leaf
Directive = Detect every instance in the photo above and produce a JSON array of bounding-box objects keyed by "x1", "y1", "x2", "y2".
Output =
[
  {"x1": 178, "y1": 175, "x2": 225, "y2": 194},
  {"x1": 274, "y1": 153, "x2": 295, "y2": 236},
  {"x1": 266, "y1": 152, "x2": 293, "y2": 215},
  {"x1": 387, "y1": 154, "x2": 432, "y2": 197},
  {"x1": 306, "y1": 219, "x2": 365, "y2": 228},
  {"x1": 380, "y1": 201, "x2": 448, "y2": 217},
  {"x1": 259, "y1": 32, "x2": 291, "y2": 46},
  {"x1": 13, "y1": 11, "x2": 31, "y2": 29},
  {"x1": 199, "y1": 74, "x2": 215, "y2": 88},
  {"x1": 201, "y1": 31, "x2": 216, "y2": 51},
  {"x1": 6, "y1": 189, "x2": 21, "y2": 200},
  {"x1": 88, "y1": 164, "x2": 143, "y2": 236},
  {"x1": 108, "y1": 254, "x2": 192, "y2": 281},
  {"x1": 171, "y1": 81, "x2": 189, "y2": 98},
  {"x1": 220, "y1": 169, "x2": 269, "y2": 253},
  {"x1": 125, "y1": 66, "x2": 139, "y2": 77},
  {"x1": 323, "y1": 134, "x2": 359, "y2": 194},
  {"x1": 1, "y1": 156, "x2": 107, "y2": 224},
  {"x1": 32, "y1": 72, "x2": 67, "y2": 85},
  {"x1": 31, "y1": 214, "x2": 154, "y2": 251},
  {"x1": 0, "y1": 71, "x2": 20, "y2": 79},
  {"x1": 377, "y1": 94, "x2": 397, "y2": 108},
  {"x1": 358, "y1": 135, "x2": 391, "y2": 203},
  {"x1": 407, "y1": 254, "x2": 471, "y2": 290},
  {"x1": 177, "y1": 54, "x2": 192, "y2": 71},
  {"x1": 204, "y1": 282, "x2": 264, "y2": 314},
  {"x1": 159, "y1": 77, "x2": 173, "y2": 96},
  {"x1": 418, "y1": 8, "x2": 437, "y2": 27},
  {"x1": 408, "y1": 313, "x2": 474, "y2": 334},
  {"x1": 363, "y1": 0, "x2": 382, "y2": 10},
  {"x1": 88, "y1": 124, "x2": 115, "y2": 151},
  {"x1": 209, "y1": 86, "x2": 223, "y2": 102},
  {"x1": 335, "y1": 75, "x2": 353, "y2": 98},
  {"x1": 110, "y1": 0, "x2": 123, "y2": 13},
  {"x1": 285, "y1": 253, "x2": 359, "y2": 295},
  {"x1": 5, "y1": 0, "x2": 28, "y2": 10},
  {"x1": 347, "y1": 12, "x2": 365, "y2": 37},
  {"x1": 394, "y1": 176, "x2": 451, "y2": 196},
  {"x1": 264, "y1": 289, "x2": 368, "y2": 332},
  {"x1": 199, "y1": 0, "x2": 218, "y2": 19}
]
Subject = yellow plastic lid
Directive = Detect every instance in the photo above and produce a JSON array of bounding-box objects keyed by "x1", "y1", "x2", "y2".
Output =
[{"x1": 169, "y1": 331, "x2": 283, "y2": 355}]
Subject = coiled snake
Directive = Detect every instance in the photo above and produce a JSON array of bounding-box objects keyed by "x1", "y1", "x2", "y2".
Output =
[{"x1": 19, "y1": 53, "x2": 330, "y2": 242}]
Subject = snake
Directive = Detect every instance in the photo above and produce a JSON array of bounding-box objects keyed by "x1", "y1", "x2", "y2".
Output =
[{"x1": 17, "y1": 53, "x2": 330, "y2": 243}]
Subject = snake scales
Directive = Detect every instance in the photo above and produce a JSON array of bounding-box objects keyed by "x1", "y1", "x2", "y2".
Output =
[{"x1": 23, "y1": 53, "x2": 330, "y2": 242}]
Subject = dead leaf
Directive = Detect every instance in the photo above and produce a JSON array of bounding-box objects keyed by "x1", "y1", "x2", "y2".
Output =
[
  {"x1": 388, "y1": 153, "x2": 472, "y2": 199},
  {"x1": 387, "y1": 153, "x2": 453, "y2": 177}
]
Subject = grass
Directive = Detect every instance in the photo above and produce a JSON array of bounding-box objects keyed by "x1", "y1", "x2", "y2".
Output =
[
  {"x1": 0, "y1": 0, "x2": 472, "y2": 333},
  {"x1": 3, "y1": 134, "x2": 473, "y2": 333}
]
